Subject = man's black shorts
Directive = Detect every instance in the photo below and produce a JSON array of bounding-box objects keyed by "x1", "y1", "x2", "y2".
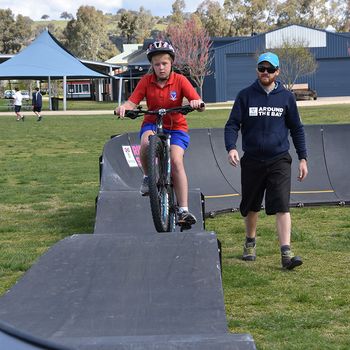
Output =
[
  {"x1": 33, "y1": 105, "x2": 42, "y2": 112},
  {"x1": 14, "y1": 105, "x2": 21, "y2": 113},
  {"x1": 239, "y1": 152, "x2": 292, "y2": 216}
]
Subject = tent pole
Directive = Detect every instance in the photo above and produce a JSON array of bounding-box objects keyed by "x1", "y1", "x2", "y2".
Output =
[
  {"x1": 63, "y1": 76, "x2": 67, "y2": 111},
  {"x1": 109, "y1": 66, "x2": 113, "y2": 101},
  {"x1": 118, "y1": 78, "x2": 123, "y2": 106},
  {"x1": 48, "y1": 76, "x2": 52, "y2": 110}
]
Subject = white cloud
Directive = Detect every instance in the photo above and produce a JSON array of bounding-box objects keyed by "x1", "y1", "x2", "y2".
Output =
[{"x1": 0, "y1": 0, "x2": 223, "y2": 20}]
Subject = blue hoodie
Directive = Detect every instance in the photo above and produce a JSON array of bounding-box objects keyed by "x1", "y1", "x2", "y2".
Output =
[{"x1": 224, "y1": 80, "x2": 307, "y2": 161}]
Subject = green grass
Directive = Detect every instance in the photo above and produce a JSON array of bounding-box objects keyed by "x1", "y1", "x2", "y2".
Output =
[
  {"x1": 0, "y1": 98, "x2": 116, "y2": 112},
  {"x1": 0, "y1": 105, "x2": 350, "y2": 349}
]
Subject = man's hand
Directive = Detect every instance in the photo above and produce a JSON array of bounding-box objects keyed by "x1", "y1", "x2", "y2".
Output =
[
  {"x1": 228, "y1": 149, "x2": 240, "y2": 167},
  {"x1": 298, "y1": 159, "x2": 308, "y2": 181}
]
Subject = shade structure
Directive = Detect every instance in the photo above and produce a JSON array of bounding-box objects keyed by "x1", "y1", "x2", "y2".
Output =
[{"x1": 0, "y1": 30, "x2": 108, "y2": 80}]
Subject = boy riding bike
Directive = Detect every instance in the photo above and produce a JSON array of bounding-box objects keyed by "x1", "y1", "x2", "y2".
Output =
[{"x1": 115, "y1": 40, "x2": 205, "y2": 226}]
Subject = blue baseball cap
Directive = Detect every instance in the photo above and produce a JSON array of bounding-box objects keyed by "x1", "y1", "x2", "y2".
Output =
[{"x1": 257, "y1": 52, "x2": 279, "y2": 68}]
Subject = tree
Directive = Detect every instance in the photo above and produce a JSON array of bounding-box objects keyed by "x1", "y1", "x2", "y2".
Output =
[
  {"x1": 60, "y1": 12, "x2": 74, "y2": 20},
  {"x1": 41, "y1": 14, "x2": 50, "y2": 20},
  {"x1": 63, "y1": 6, "x2": 117, "y2": 61},
  {"x1": 196, "y1": 0, "x2": 230, "y2": 37},
  {"x1": 272, "y1": 39, "x2": 318, "y2": 90},
  {"x1": 274, "y1": 0, "x2": 339, "y2": 29},
  {"x1": 0, "y1": 9, "x2": 32, "y2": 54},
  {"x1": 166, "y1": 17, "x2": 213, "y2": 97},
  {"x1": 326, "y1": 0, "x2": 350, "y2": 31},
  {"x1": 118, "y1": 11, "x2": 138, "y2": 43},
  {"x1": 223, "y1": 0, "x2": 275, "y2": 35},
  {"x1": 135, "y1": 7, "x2": 155, "y2": 43},
  {"x1": 170, "y1": 0, "x2": 186, "y2": 24}
]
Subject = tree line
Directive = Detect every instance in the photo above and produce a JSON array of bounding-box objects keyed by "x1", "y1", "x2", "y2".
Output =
[{"x1": 1, "y1": 0, "x2": 349, "y2": 60}]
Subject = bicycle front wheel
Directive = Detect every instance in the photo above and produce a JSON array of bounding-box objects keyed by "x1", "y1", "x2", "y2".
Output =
[{"x1": 148, "y1": 135, "x2": 175, "y2": 232}]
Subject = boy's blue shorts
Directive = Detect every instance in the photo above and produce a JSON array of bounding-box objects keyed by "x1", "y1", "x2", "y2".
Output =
[{"x1": 139, "y1": 124, "x2": 190, "y2": 150}]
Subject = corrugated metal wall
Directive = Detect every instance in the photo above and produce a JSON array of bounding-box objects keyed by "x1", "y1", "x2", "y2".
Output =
[
  {"x1": 225, "y1": 55, "x2": 256, "y2": 101},
  {"x1": 209, "y1": 25, "x2": 350, "y2": 102},
  {"x1": 266, "y1": 25, "x2": 327, "y2": 48},
  {"x1": 316, "y1": 58, "x2": 350, "y2": 96}
]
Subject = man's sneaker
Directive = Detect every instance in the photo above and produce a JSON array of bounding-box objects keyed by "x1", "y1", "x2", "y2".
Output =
[
  {"x1": 242, "y1": 242, "x2": 256, "y2": 261},
  {"x1": 281, "y1": 250, "x2": 303, "y2": 270},
  {"x1": 21, "y1": 115, "x2": 25, "y2": 121},
  {"x1": 37, "y1": 116, "x2": 42, "y2": 121},
  {"x1": 140, "y1": 177, "x2": 149, "y2": 196},
  {"x1": 178, "y1": 210, "x2": 197, "y2": 226}
]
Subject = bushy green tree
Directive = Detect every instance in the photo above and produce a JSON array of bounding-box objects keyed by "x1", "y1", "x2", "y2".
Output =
[
  {"x1": 135, "y1": 7, "x2": 155, "y2": 43},
  {"x1": 223, "y1": 0, "x2": 275, "y2": 35},
  {"x1": 63, "y1": 6, "x2": 117, "y2": 61},
  {"x1": 196, "y1": 0, "x2": 230, "y2": 36},
  {"x1": 118, "y1": 11, "x2": 138, "y2": 43},
  {"x1": 60, "y1": 12, "x2": 74, "y2": 20},
  {"x1": 0, "y1": 9, "x2": 32, "y2": 54},
  {"x1": 170, "y1": 0, "x2": 186, "y2": 24},
  {"x1": 274, "y1": 0, "x2": 336, "y2": 29}
]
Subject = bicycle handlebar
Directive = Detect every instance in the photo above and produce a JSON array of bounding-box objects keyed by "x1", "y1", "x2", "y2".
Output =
[{"x1": 114, "y1": 103, "x2": 205, "y2": 119}]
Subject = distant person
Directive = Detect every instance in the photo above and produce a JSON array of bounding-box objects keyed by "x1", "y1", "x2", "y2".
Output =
[
  {"x1": 32, "y1": 87, "x2": 43, "y2": 121},
  {"x1": 13, "y1": 87, "x2": 24, "y2": 121},
  {"x1": 224, "y1": 52, "x2": 308, "y2": 270}
]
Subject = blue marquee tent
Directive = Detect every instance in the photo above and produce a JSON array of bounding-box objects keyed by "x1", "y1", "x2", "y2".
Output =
[
  {"x1": 0, "y1": 30, "x2": 108, "y2": 79},
  {"x1": 0, "y1": 30, "x2": 110, "y2": 110}
]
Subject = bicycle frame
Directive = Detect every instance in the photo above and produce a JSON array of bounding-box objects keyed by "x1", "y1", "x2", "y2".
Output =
[{"x1": 122, "y1": 104, "x2": 200, "y2": 232}]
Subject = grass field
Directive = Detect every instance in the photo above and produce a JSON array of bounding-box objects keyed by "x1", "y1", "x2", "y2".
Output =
[{"x1": 0, "y1": 106, "x2": 349, "y2": 349}]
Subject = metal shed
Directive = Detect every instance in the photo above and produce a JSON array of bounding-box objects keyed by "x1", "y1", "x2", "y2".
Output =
[{"x1": 205, "y1": 24, "x2": 350, "y2": 102}]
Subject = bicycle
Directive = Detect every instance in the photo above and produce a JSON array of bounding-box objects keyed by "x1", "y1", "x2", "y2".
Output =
[{"x1": 115, "y1": 104, "x2": 202, "y2": 232}]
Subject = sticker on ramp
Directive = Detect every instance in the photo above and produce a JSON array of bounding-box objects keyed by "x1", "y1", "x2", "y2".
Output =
[{"x1": 122, "y1": 145, "x2": 138, "y2": 167}]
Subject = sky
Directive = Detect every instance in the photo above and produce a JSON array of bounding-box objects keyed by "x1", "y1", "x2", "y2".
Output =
[{"x1": 0, "y1": 0, "x2": 223, "y2": 20}]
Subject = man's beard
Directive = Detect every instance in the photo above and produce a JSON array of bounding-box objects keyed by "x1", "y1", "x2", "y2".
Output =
[{"x1": 259, "y1": 75, "x2": 276, "y2": 86}]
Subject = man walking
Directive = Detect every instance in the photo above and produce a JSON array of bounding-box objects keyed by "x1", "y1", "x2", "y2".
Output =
[
  {"x1": 224, "y1": 52, "x2": 308, "y2": 270},
  {"x1": 13, "y1": 87, "x2": 24, "y2": 121},
  {"x1": 32, "y1": 87, "x2": 43, "y2": 121}
]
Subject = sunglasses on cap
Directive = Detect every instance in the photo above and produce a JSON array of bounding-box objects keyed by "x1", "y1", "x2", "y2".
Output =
[{"x1": 257, "y1": 65, "x2": 277, "y2": 73}]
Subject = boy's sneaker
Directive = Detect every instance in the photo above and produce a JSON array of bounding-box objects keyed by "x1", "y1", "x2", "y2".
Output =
[
  {"x1": 140, "y1": 177, "x2": 149, "y2": 196},
  {"x1": 178, "y1": 210, "x2": 197, "y2": 226},
  {"x1": 37, "y1": 116, "x2": 42, "y2": 121},
  {"x1": 281, "y1": 250, "x2": 303, "y2": 270},
  {"x1": 21, "y1": 115, "x2": 25, "y2": 121},
  {"x1": 242, "y1": 242, "x2": 256, "y2": 261}
]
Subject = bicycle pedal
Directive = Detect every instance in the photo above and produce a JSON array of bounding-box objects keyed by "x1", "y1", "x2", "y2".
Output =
[{"x1": 178, "y1": 223, "x2": 192, "y2": 231}]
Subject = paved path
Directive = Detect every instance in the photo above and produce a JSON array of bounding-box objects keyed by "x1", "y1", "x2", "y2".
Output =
[{"x1": 1, "y1": 96, "x2": 349, "y2": 116}]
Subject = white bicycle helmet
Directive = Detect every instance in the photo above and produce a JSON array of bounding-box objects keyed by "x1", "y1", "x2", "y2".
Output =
[{"x1": 146, "y1": 41, "x2": 175, "y2": 62}]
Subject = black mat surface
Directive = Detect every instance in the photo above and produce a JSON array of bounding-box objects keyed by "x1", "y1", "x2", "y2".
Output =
[{"x1": 0, "y1": 234, "x2": 255, "y2": 349}]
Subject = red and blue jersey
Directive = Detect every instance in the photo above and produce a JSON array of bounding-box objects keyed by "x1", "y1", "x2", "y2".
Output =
[{"x1": 128, "y1": 72, "x2": 200, "y2": 132}]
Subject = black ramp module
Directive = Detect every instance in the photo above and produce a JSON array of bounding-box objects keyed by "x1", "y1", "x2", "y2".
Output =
[
  {"x1": 100, "y1": 134, "x2": 143, "y2": 192},
  {"x1": 289, "y1": 125, "x2": 340, "y2": 205},
  {"x1": 209, "y1": 128, "x2": 242, "y2": 211},
  {"x1": 323, "y1": 124, "x2": 350, "y2": 202},
  {"x1": 0, "y1": 320, "x2": 72, "y2": 350},
  {"x1": 94, "y1": 189, "x2": 205, "y2": 234},
  {"x1": 0, "y1": 234, "x2": 256, "y2": 350},
  {"x1": 184, "y1": 129, "x2": 240, "y2": 214}
]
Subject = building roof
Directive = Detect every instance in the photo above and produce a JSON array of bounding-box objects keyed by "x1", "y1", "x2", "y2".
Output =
[
  {"x1": 0, "y1": 30, "x2": 110, "y2": 79},
  {"x1": 105, "y1": 44, "x2": 142, "y2": 65}
]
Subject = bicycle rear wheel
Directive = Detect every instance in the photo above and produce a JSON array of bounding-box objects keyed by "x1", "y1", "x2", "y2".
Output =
[{"x1": 148, "y1": 135, "x2": 176, "y2": 232}]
